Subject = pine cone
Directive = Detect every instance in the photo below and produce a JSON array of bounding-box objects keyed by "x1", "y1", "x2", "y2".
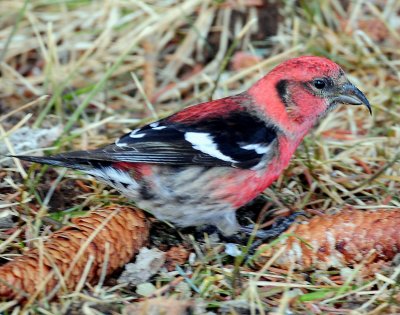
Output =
[
  {"x1": 0, "y1": 205, "x2": 149, "y2": 301},
  {"x1": 256, "y1": 209, "x2": 400, "y2": 270}
]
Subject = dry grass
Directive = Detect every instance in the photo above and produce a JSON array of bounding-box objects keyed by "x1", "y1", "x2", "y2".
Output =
[{"x1": 0, "y1": 0, "x2": 399, "y2": 313}]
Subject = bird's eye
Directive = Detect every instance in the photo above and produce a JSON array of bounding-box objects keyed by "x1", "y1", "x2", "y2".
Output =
[{"x1": 313, "y1": 79, "x2": 326, "y2": 89}]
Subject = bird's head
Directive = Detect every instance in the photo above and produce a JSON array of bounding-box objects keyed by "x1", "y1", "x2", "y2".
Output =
[{"x1": 249, "y1": 56, "x2": 371, "y2": 130}]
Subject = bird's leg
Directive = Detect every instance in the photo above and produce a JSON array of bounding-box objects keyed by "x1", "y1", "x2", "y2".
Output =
[
  {"x1": 195, "y1": 211, "x2": 305, "y2": 245},
  {"x1": 193, "y1": 211, "x2": 246, "y2": 244},
  {"x1": 215, "y1": 211, "x2": 242, "y2": 238},
  {"x1": 242, "y1": 211, "x2": 306, "y2": 252},
  {"x1": 240, "y1": 211, "x2": 305, "y2": 238},
  {"x1": 239, "y1": 211, "x2": 304, "y2": 238}
]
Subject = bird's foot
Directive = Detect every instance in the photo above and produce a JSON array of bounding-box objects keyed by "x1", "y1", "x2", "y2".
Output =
[
  {"x1": 193, "y1": 211, "x2": 305, "y2": 250},
  {"x1": 242, "y1": 211, "x2": 306, "y2": 253},
  {"x1": 240, "y1": 211, "x2": 306, "y2": 240}
]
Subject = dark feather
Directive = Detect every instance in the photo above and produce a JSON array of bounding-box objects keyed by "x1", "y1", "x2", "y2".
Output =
[
  {"x1": 12, "y1": 154, "x2": 94, "y2": 171},
  {"x1": 15, "y1": 95, "x2": 279, "y2": 170}
]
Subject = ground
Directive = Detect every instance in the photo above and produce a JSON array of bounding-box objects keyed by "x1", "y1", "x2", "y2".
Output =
[{"x1": 0, "y1": 0, "x2": 399, "y2": 314}]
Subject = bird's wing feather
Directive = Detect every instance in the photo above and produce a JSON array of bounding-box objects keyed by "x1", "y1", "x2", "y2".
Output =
[{"x1": 21, "y1": 95, "x2": 280, "y2": 170}]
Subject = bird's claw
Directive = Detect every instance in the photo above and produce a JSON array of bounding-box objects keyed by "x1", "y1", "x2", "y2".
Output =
[{"x1": 240, "y1": 211, "x2": 306, "y2": 240}]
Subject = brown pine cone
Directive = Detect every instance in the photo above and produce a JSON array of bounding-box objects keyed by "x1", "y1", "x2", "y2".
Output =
[
  {"x1": 0, "y1": 205, "x2": 150, "y2": 301},
  {"x1": 256, "y1": 209, "x2": 400, "y2": 271}
]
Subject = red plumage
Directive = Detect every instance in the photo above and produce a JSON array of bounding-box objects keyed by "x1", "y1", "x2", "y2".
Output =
[
  {"x1": 15, "y1": 56, "x2": 371, "y2": 236},
  {"x1": 169, "y1": 96, "x2": 245, "y2": 123}
]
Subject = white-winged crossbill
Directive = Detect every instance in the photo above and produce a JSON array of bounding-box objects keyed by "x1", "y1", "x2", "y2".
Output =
[{"x1": 16, "y1": 56, "x2": 371, "y2": 236}]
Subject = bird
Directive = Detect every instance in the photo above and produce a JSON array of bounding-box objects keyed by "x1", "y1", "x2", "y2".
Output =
[{"x1": 14, "y1": 56, "x2": 371, "y2": 236}]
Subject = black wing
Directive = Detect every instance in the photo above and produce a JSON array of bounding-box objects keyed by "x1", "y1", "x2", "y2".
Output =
[{"x1": 17, "y1": 96, "x2": 280, "y2": 170}]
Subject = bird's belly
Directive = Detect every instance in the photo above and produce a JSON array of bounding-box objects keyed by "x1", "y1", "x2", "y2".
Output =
[
  {"x1": 93, "y1": 162, "x2": 284, "y2": 229},
  {"x1": 133, "y1": 165, "x2": 276, "y2": 224},
  {"x1": 116, "y1": 165, "x2": 236, "y2": 228}
]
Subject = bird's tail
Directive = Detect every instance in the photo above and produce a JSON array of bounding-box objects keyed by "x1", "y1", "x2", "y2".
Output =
[{"x1": 11, "y1": 154, "x2": 95, "y2": 172}]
